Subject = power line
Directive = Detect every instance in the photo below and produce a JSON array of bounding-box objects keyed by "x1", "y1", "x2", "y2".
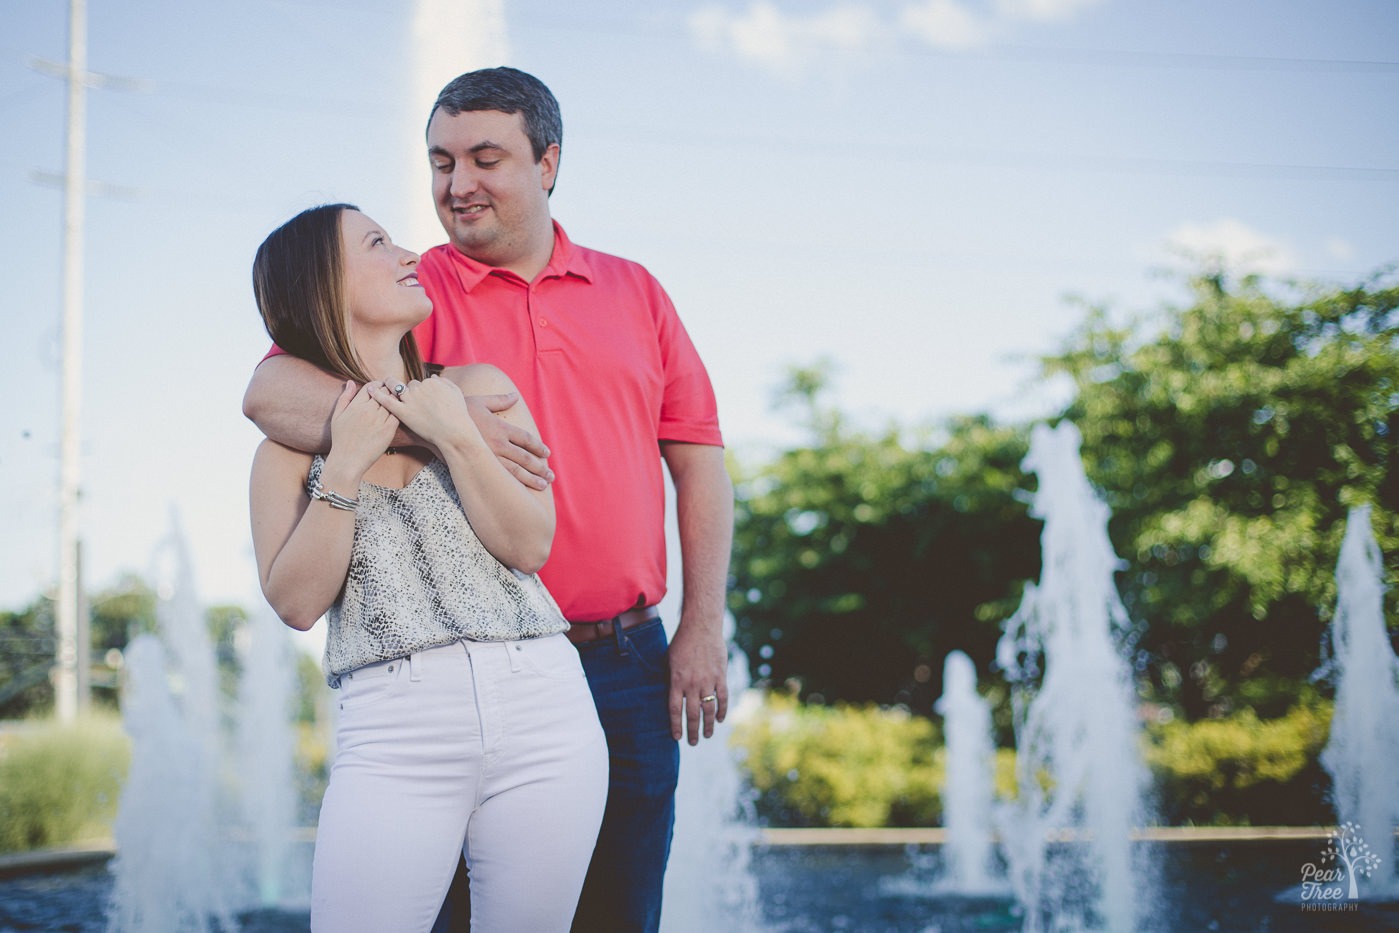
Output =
[
  {"x1": 515, "y1": 12, "x2": 1399, "y2": 74},
  {"x1": 976, "y1": 44, "x2": 1399, "y2": 74},
  {"x1": 577, "y1": 124, "x2": 1399, "y2": 183}
]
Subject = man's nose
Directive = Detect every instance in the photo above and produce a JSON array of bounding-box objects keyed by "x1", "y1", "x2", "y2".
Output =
[{"x1": 448, "y1": 165, "x2": 478, "y2": 199}]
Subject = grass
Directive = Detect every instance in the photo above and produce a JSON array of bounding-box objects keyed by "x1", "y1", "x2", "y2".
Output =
[{"x1": 0, "y1": 712, "x2": 130, "y2": 853}]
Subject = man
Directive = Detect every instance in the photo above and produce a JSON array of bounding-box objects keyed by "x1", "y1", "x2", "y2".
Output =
[{"x1": 243, "y1": 67, "x2": 733, "y2": 932}]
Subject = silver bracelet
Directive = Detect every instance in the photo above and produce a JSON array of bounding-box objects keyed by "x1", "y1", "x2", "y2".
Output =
[{"x1": 308, "y1": 480, "x2": 359, "y2": 512}]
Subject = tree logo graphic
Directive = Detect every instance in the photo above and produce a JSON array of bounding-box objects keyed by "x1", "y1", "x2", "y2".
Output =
[
  {"x1": 1300, "y1": 821, "x2": 1382, "y2": 908},
  {"x1": 1322, "y1": 822, "x2": 1382, "y2": 900}
]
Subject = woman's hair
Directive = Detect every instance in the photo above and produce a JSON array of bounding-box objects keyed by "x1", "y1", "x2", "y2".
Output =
[{"x1": 252, "y1": 202, "x2": 424, "y2": 384}]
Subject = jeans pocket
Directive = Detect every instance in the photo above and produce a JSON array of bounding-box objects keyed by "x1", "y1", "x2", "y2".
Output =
[
  {"x1": 619, "y1": 620, "x2": 670, "y2": 681},
  {"x1": 335, "y1": 657, "x2": 404, "y2": 713}
]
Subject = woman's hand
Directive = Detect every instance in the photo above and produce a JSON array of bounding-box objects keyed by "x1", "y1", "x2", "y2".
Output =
[
  {"x1": 367, "y1": 377, "x2": 477, "y2": 451},
  {"x1": 324, "y1": 381, "x2": 399, "y2": 483}
]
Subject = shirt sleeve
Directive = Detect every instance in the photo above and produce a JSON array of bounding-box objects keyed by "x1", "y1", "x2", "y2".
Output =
[{"x1": 649, "y1": 277, "x2": 723, "y2": 447}]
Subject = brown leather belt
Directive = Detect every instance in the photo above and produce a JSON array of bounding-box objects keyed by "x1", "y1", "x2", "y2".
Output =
[{"x1": 565, "y1": 607, "x2": 658, "y2": 645}]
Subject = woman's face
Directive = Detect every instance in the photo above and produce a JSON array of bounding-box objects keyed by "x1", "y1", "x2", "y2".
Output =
[{"x1": 339, "y1": 209, "x2": 432, "y2": 334}]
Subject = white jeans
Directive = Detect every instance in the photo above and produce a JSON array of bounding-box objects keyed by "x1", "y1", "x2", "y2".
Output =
[{"x1": 310, "y1": 635, "x2": 608, "y2": 933}]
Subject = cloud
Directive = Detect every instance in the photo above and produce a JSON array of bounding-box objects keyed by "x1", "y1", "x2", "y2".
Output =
[
  {"x1": 994, "y1": 0, "x2": 1108, "y2": 24},
  {"x1": 689, "y1": 2, "x2": 886, "y2": 75},
  {"x1": 690, "y1": 0, "x2": 1111, "y2": 71},
  {"x1": 1164, "y1": 218, "x2": 1298, "y2": 276},
  {"x1": 1323, "y1": 236, "x2": 1355, "y2": 262},
  {"x1": 900, "y1": 0, "x2": 992, "y2": 51}
]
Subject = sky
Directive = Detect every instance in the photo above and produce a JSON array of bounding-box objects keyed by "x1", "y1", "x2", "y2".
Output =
[{"x1": 1, "y1": 0, "x2": 1396, "y2": 614}]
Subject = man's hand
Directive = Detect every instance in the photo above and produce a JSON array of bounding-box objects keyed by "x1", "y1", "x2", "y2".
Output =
[
  {"x1": 668, "y1": 616, "x2": 728, "y2": 745},
  {"x1": 660, "y1": 440, "x2": 734, "y2": 746},
  {"x1": 464, "y1": 392, "x2": 554, "y2": 489}
]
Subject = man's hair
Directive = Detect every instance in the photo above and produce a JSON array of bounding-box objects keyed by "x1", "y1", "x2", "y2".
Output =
[
  {"x1": 429, "y1": 66, "x2": 563, "y2": 164},
  {"x1": 252, "y1": 203, "x2": 424, "y2": 385}
]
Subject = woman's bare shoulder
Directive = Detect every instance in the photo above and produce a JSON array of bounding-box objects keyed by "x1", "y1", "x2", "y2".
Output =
[{"x1": 438, "y1": 362, "x2": 518, "y2": 396}]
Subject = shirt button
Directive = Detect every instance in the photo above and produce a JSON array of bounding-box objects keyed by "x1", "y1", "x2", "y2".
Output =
[{"x1": 538, "y1": 318, "x2": 549, "y2": 328}]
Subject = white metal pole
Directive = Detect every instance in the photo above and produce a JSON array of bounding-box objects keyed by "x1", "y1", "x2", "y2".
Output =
[{"x1": 54, "y1": 0, "x2": 87, "y2": 723}]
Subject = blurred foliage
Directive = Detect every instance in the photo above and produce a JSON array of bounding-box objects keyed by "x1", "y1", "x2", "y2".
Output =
[
  {"x1": 730, "y1": 268, "x2": 1398, "y2": 726},
  {"x1": 90, "y1": 574, "x2": 158, "y2": 651},
  {"x1": 732, "y1": 691, "x2": 940, "y2": 827},
  {"x1": 1046, "y1": 267, "x2": 1399, "y2": 718},
  {"x1": 296, "y1": 718, "x2": 331, "y2": 826},
  {"x1": 733, "y1": 691, "x2": 1334, "y2": 829},
  {"x1": 0, "y1": 576, "x2": 332, "y2": 848},
  {"x1": 0, "y1": 576, "x2": 159, "y2": 717},
  {"x1": 729, "y1": 360, "x2": 1040, "y2": 710},
  {"x1": 731, "y1": 690, "x2": 1019, "y2": 827},
  {"x1": 1144, "y1": 696, "x2": 1333, "y2": 826},
  {"x1": 0, "y1": 712, "x2": 130, "y2": 853},
  {"x1": 0, "y1": 598, "x2": 55, "y2": 717}
]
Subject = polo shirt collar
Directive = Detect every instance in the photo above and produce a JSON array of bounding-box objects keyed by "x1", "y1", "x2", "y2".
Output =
[{"x1": 441, "y1": 221, "x2": 593, "y2": 291}]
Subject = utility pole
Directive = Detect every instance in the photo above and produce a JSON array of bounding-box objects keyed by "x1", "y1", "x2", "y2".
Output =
[{"x1": 53, "y1": 0, "x2": 88, "y2": 724}]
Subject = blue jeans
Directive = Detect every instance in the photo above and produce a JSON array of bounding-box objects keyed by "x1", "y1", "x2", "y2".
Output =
[
  {"x1": 571, "y1": 617, "x2": 680, "y2": 932},
  {"x1": 431, "y1": 618, "x2": 679, "y2": 933}
]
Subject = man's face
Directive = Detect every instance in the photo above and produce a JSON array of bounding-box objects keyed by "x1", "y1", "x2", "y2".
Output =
[{"x1": 426, "y1": 109, "x2": 558, "y2": 271}]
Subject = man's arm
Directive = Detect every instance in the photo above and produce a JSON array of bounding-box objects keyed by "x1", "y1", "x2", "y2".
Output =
[
  {"x1": 659, "y1": 441, "x2": 734, "y2": 746},
  {"x1": 244, "y1": 355, "x2": 554, "y2": 488},
  {"x1": 243, "y1": 355, "x2": 340, "y2": 453}
]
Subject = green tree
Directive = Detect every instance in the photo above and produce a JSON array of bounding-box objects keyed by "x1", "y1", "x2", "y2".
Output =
[
  {"x1": 1045, "y1": 267, "x2": 1399, "y2": 718},
  {"x1": 0, "y1": 597, "x2": 56, "y2": 717},
  {"x1": 1, "y1": 577, "x2": 258, "y2": 717},
  {"x1": 729, "y1": 363, "x2": 1040, "y2": 710},
  {"x1": 89, "y1": 575, "x2": 158, "y2": 654}
]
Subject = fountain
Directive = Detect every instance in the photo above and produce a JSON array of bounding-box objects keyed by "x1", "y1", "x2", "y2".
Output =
[
  {"x1": 234, "y1": 603, "x2": 308, "y2": 910},
  {"x1": 106, "y1": 519, "x2": 306, "y2": 931},
  {"x1": 659, "y1": 472, "x2": 765, "y2": 932},
  {"x1": 1318, "y1": 504, "x2": 1399, "y2": 897},
  {"x1": 106, "y1": 523, "x2": 241, "y2": 932},
  {"x1": 993, "y1": 421, "x2": 1153, "y2": 932},
  {"x1": 13, "y1": 443, "x2": 1399, "y2": 930},
  {"x1": 935, "y1": 650, "x2": 1006, "y2": 895},
  {"x1": 661, "y1": 617, "x2": 764, "y2": 932}
]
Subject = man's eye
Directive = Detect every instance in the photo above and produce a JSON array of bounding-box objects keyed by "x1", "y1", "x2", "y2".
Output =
[
  {"x1": 477, "y1": 159, "x2": 500, "y2": 168},
  {"x1": 432, "y1": 162, "x2": 451, "y2": 172}
]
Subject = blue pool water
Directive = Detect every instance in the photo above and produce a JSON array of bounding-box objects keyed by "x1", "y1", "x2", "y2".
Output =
[{"x1": 1, "y1": 840, "x2": 1395, "y2": 932}]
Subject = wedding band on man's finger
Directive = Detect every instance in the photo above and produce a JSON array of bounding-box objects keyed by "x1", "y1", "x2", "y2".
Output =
[{"x1": 700, "y1": 694, "x2": 718, "y2": 705}]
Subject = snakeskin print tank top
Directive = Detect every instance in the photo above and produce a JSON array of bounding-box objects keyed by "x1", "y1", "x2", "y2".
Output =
[{"x1": 308, "y1": 455, "x2": 568, "y2": 684}]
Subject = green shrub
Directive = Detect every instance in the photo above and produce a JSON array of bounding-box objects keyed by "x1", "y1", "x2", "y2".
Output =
[
  {"x1": 1143, "y1": 699, "x2": 1332, "y2": 826},
  {"x1": 733, "y1": 692, "x2": 939, "y2": 827},
  {"x1": 0, "y1": 713, "x2": 130, "y2": 853},
  {"x1": 733, "y1": 691, "x2": 1335, "y2": 829}
]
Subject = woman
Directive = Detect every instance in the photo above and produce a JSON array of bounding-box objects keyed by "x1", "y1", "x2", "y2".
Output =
[{"x1": 248, "y1": 203, "x2": 607, "y2": 932}]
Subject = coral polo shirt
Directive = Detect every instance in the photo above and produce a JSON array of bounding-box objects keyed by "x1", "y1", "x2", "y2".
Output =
[{"x1": 413, "y1": 222, "x2": 723, "y2": 622}]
